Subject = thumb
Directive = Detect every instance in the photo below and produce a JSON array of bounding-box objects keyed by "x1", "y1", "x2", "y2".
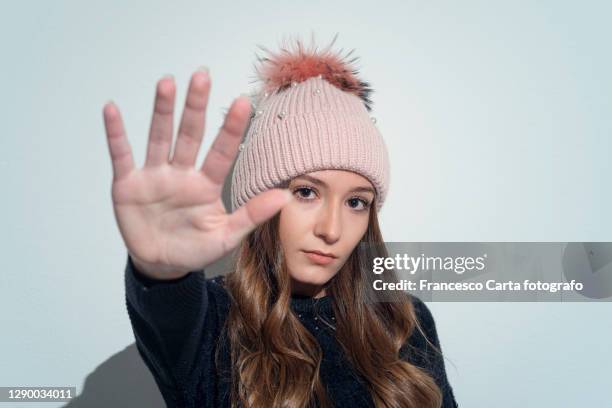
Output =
[{"x1": 225, "y1": 188, "x2": 293, "y2": 245}]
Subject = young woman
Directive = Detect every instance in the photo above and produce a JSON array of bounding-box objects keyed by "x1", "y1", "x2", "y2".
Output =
[{"x1": 103, "y1": 36, "x2": 458, "y2": 408}]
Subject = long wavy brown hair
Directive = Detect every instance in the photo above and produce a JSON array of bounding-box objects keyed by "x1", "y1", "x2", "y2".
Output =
[{"x1": 217, "y1": 198, "x2": 444, "y2": 407}]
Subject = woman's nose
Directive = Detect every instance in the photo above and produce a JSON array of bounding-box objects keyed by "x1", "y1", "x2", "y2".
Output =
[{"x1": 314, "y1": 201, "x2": 342, "y2": 244}]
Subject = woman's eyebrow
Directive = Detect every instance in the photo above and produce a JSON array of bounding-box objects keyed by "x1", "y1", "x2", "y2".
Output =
[
  {"x1": 351, "y1": 186, "x2": 376, "y2": 195},
  {"x1": 294, "y1": 174, "x2": 326, "y2": 186},
  {"x1": 293, "y1": 175, "x2": 375, "y2": 194}
]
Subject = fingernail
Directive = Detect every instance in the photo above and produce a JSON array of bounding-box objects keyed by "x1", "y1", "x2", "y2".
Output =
[
  {"x1": 197, "y1": 65, "x2": 210, "y2": 74},
  {"x1": 161, "y1": 74, "x2": 174, "y2": 80}
]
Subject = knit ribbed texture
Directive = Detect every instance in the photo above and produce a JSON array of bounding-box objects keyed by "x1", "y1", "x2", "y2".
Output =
[
  {"x1": 231, "y1": 76, "x2": 390, "y2": 212},
  {"x1": 125, "y1": 255, "x2": 207, "y2": 330}
]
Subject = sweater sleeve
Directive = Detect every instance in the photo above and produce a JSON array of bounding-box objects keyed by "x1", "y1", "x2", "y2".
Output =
[
  {"x1": 124, "y1": 253, "x2": 209, "y2": 406},
  {"x1": 408, "y1": 296, "x2": 459, "y2": 408}
]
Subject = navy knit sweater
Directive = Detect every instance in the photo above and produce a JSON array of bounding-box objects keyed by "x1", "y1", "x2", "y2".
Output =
[{"x1": 124, "y1": 254, "x2": 459, "y2": 407}]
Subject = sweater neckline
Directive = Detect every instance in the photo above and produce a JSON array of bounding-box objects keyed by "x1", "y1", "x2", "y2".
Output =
[{"x1": 290, "y1": 294, "x2": 334, "y2": 315}]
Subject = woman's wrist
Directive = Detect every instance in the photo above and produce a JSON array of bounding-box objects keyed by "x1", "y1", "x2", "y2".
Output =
[{"x1": 129, "y1": 253, "x2": 191, "y2": 281}]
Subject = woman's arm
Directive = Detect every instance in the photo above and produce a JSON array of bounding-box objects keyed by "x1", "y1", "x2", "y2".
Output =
[
  {"x1": 124, "y1": 253, "x2": 209, "y2": 406},
  {"x1": 104, "y1": 70, "x2": 292, "y2": 407}
]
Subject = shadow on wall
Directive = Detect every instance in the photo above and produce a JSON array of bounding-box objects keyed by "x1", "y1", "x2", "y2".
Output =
[
  {"x1": 65, "y1": 155, "x2": 240, "y2": 407},
  {"x1": 63, "y1": 344, "x2": 165, "y2": 408}
]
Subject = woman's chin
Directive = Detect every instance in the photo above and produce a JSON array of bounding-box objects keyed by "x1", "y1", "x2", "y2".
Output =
[{"x1": 290, "y1": 267, "x2": 337, "y2": 287}]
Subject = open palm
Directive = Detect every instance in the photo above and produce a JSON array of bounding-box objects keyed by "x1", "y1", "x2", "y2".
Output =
[{"x1": 103, "y1": 69, "x2": 291, "y2": 280}]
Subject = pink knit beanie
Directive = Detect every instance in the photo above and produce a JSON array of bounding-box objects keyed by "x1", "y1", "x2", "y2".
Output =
[{"x1": 230, "y1": 34, "x2": 390, "y2": 212}]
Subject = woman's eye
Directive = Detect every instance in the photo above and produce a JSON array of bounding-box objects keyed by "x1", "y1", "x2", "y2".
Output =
[
  {"x1": 294, "y1": 187, "x2": 316, "y2": 200},
  {"x1": 347, "y1": 197, "x2": 370, "y2": 211},
  {"x1": 292, "y1": 187, "x2": 370, "y2": 210}
]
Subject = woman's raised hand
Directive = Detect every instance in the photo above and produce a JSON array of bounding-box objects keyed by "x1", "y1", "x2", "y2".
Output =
[{"x1": 103, "y1": 69, "x2": 292, "y2": 280}]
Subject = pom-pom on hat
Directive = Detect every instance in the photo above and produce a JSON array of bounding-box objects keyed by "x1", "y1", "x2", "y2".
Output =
[
  {"x1": 230, "y1": 33, "x2": 390, "y2": 212},
  {"x1": 251, "y1": 33, "x2": 374, "y2": 112}
]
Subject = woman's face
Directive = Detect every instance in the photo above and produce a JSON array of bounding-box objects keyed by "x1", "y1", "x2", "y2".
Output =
[{"x1": 279, "y1": 169, "x2": 375, "y2": 298}]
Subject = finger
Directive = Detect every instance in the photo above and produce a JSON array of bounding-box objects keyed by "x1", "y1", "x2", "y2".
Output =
[
  {"x1": 224, "y1": 188, "x2": 293, "y2": 248},
  {"x1": 103, "y1": 101, "x2": 135, "y2": 181},
  {"x1": 145, "y1": 75, "x2": 176, "y2": 167},
  {"x1": 200, "y1": 96, "x2": 251, "y2": 186},
  {"x1": 171, "y1": 68, "x2": 211, "y2": 169}
]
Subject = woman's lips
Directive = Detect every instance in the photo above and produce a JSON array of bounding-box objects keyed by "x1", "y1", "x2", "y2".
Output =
[{"x1": 302, "y1": 250, "x2": 335, "y2": 265}]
